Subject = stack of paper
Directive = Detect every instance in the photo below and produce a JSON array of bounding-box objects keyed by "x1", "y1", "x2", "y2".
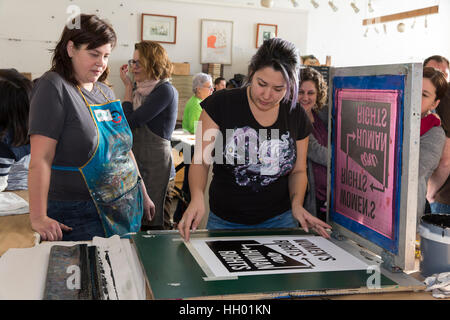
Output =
[
  {"x1": 208, "y1": 63, "x2": 221, "y2": 81},
  {"x1": 0, "y1": 192, "x2": 29, "y2": 216}
]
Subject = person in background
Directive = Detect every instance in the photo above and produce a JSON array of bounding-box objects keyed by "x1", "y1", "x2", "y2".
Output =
[
  {"x1": 419, "y1": 67, "x2": 447, "y2": 222},
  {"x1": 226, "y1": 74, "x2": 245, "y2": 89},
  {"x1": 424, "y1": 55, "x2": 449, "y2": 82},
  {"x1": 182, "y1": 73, "x2": 213, "y2": 134},
  {"x1": 173, "y1": 73, "x2": 213, "y2": 226},
  {"x1": 301, "y1": 55, "x2": 320, "y2": 66},
  {"x1": 119, "y1": 40, "x2": 178, "y2": 230},
  {"x1": 178, "y1": 38, "x2": 331, "y2": 241},
  {"x1": 425, "y1": 55, "x2": 450, "y2": 214},
  {"x1": 298, "y1": 67, "x2": 329, "y2": 221},
  {"x1": 214, "y1": 77, "x2": 226, "y2": 92},
  {"x1": 226, "y1": 81, "x2": 235, "y2": 89},
  {"x1": 29, "y1": 14, "x2": 154, "y2": 241},
  {"x1": 0, "y1": 69, "x2": 33, "y2": 191}
]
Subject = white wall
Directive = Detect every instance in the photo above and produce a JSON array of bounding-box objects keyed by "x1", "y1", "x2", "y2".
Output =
[
  {"x1": 306, "y1": 0, "x2": 450, "y2": 67},
  {"x1": 0, "y1": 0, "x2": 308, "y2": 99},
  {"x1": 0, "y1": 0, "x2": 448, "y2": 98}
]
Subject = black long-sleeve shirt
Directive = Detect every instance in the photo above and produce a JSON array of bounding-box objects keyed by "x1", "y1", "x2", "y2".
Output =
[{"x1": 122, "y1": 81, "x2": 178, "y2": 141}]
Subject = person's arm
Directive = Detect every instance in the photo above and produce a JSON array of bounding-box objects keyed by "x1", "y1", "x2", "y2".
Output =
[
  {"x1": 122, "y1": 84, "x2": 174, "y2": 130},
  {"x1": 289, "y1": 137, "x2": 331, "y2": 238},
  {"x1": 307, "y1": 134, "x2": 328, "y2": 166},
  {"x1": 28, "y1": 135, "x2": 72, "y2": 241},
  {"x1": 178, "y1": 110, "x2": 219, "y2": 241},
  {"x1": 128, "y1": 150, "x2": 155, "y2": 221},
  {"x1": 427, "y1": 136, "x2": 450, "y2": 202}
]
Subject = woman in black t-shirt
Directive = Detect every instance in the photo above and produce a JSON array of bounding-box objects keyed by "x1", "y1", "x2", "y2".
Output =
[{"x1": 178, "y1": 38, "x2": 332, "y2": 241}]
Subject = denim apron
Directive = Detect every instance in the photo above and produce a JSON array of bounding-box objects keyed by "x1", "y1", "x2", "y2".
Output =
[{"x1": 52, "y1": 85, "x2": 143, "y2": 237}]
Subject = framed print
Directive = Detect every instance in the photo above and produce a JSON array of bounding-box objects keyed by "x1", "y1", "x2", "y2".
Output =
[
  {"x1": 201, "y1": 19, "x2": 233, "y2": 65},
  {"x1": 141, "y1": 14, "x2": 177, "y2": 44},
  {"x1": 256, "y1": 23, "x2": 277, "y2": 48}
]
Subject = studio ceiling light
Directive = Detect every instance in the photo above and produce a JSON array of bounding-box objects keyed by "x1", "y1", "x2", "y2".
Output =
[
  {"x1": 350, "y1": 1, "x2": 360, "y2": 14},
  {"x1": 291, "y1": 0, "x2": 300, "y2": 7},
  {"x1": 368, "y1": 0, "x2": 374, "y2": 13},
  {"x1": 260, "y1": 0, "x2": 274, "y2": 8},
  {"x1": 310, "y1": 0, "x2": 319, "y2": 9},
  {"x1": 328, "y1": 1, "x2": 338, "y2": 12}
]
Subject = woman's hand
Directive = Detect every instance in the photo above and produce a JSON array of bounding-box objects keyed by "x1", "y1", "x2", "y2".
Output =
[
  {"x1": 30, "y1": 215, "x2": 72, "y2": 241},
  {"x1": 292, "y1": 206, "x2": 332, "y2": 239},
  {"x1": 177, "y1": 198, "x2": 205, "y2": 242},
  {"x1": 119, "y1": 64, "x2": 132, "y2": 87},
  {"x1": 142, "y1": 190, "x2": 156, "y2": 222}
]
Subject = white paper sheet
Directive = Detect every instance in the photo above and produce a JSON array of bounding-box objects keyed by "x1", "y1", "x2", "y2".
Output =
[
  {"x1": 0, "y1": 192, "x2": 29, "y2": 216},
  {"x1": 187, "y1": 235, "x2": 369, "y2": 278}
]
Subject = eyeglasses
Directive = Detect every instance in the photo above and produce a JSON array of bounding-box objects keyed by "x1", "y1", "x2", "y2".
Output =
[{"x1": 128, "y1": 59, "x2": 141, "y2": 68}]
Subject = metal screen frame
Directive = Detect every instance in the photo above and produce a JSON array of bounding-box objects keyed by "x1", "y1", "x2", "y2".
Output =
[{"x1": 326, "y1": 63, "x2": 422, "y2": 272}]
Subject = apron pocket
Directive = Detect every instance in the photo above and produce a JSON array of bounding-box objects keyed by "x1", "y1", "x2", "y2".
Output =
[{"x1": 94, "y1": 178, "x2": 143, "y2": 237}]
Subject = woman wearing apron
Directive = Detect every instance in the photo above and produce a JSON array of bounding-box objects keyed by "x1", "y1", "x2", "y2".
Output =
[
  {"x1": 29, "y1": 14, "x2": 155, "y2": 241},
  {"x1": 119, "y1": 41, "x2": 178, "y2": 230}
]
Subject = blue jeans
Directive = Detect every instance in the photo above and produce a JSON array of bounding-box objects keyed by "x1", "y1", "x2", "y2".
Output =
[
  {"x1": 206, "y1": 210, "x2": 298, "y2": 230},
  {"x1": 47, "y1": 199, "x2": 105, "y2": 241},
  {"x1": 429, "y1": 202, "x2": 450, "y2": 214}
]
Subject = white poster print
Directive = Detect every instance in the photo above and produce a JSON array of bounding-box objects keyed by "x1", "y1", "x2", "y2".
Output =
[{"x1": 187, "y1": 236, "x2": 369, "y2": 278}]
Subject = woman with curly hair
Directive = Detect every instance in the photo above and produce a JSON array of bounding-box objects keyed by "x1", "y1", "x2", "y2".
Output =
[
  {"x1": 298, "y1": 67, "x2": 329, "y2": 221},
  {"x1": 120, "y1": 40, "x2": 178, "y2": 230}
]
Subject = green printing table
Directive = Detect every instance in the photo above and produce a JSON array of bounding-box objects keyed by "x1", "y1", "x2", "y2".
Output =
[{"x1": 132, "y1": 229, "x2": 424, "y2": 300}]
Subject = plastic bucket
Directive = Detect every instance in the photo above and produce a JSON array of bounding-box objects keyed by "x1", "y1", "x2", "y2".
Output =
[{"x1": 419, "y1": 214, "x2": 450, "y2": 278}]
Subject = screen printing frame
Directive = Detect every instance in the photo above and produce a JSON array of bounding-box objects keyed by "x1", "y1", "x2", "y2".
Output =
[
  {"x1": 327, "y1": 63, "x2": 422, "y2": 272},
  {"x1": 132, "y1": 229, "x2": 425, "y2": 300}
]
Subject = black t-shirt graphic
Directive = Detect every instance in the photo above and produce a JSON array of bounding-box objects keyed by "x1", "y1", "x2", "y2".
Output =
[{"x1": 201, "y1": 87, "x2": 312, "y2": 225}]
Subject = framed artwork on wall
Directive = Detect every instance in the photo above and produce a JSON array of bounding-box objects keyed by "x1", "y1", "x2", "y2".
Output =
[
  {"x1": 256, "y1": 23, "x2": 277, "y2": 48},
  {"x1": 141, "y1": 13, "x2": 177, "y2": 44},
  {"x1": 201, "y1": 19, "x2": 233, "y2": 65}
]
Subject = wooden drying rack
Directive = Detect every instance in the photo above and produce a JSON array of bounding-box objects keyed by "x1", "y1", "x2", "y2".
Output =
[{"x1": 362, "y1": 5, "x2": 439, "y2": 26}]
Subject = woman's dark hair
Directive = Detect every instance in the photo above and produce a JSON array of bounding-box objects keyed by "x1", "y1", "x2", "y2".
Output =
[
  {"x1": 299, "y1": 67, "x2": 328, "y2": 110},
  {"x1": 51, "y1": 14, "x2": 117, "y2": 86},
  {"x1": 423, "y1": 67, "x2": 448, "y2": 101},
  {"x1": 245, "y1": 38, "x2": 300, "y2": 111},
  {"x1": 0, "y1": 69, "x2": 33, "y2": 146}
]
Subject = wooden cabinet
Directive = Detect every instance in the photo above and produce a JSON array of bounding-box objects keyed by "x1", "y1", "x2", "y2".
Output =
[{"x1": 170, "y1": 74, "x2": 193, "y2": 124}]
